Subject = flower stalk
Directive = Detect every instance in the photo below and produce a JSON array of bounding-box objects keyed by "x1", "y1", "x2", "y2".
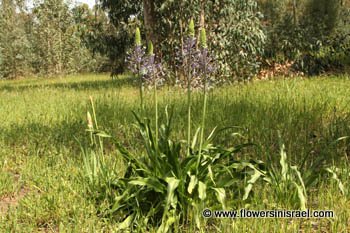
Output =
[
  {"x1": 148, "y1": 41, "x2": 158, "y2": 149},
  {"x1": 126, "y1": 27, "x2": 147, "y2": 114},
  {"x1": 197, "y1": 28, "x2": 208, "y2": 172},
  {"x1": 186, "y1": 19, "x2": 195, "y2": 157}
]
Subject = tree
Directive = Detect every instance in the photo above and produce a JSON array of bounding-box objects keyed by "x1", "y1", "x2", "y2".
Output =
[
  {"x1": 30, "y1": 0, "x2": 95, "y2": 75},
  {"x1": 99, "y1": 0, "x2": 141, "y2": 73},
  {"x1": 143, "y1": 0, "x2": 158, "y2": 45},
  {"x1": 0, "y1": 0, "x2": 31, "y2": 78},
  {"x1": 100, "y1": 0, "x2": 266, "y2": 80}
]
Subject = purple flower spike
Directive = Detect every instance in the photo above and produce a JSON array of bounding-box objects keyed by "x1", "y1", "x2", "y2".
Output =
[
  {"x1": 126, "y1": 44, "x2": 164, "y2": 88},
  {"x1": 176, "y1": 36, "x2": 217, "y2": 90},
  {"x1": 143, "y1": 54, "x2": 165, "y2": 87},
  {"x1": 126, "y1": 45, "x2": 147, "y2": 79}
]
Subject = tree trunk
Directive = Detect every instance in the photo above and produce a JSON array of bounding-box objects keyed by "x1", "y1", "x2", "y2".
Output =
[
  {"x1": 200, "y1": 0, "x2": 205, "y2": 28},
  {"x1": 143, "y1": 0, "x2": 158, "y2": 47},
  {"x1": 197, "y1": 0, "x2": 205, "y2": 45},
  {"x1": 292, "y1": 0, "x2": 297, "y2": 26}
]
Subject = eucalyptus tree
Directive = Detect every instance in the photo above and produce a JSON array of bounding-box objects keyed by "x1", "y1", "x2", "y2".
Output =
[
  {"x1": 30, "y1": 0, "x2": 94, "y2": 75},
  {"x1": 100, "y1": 0, "x2": 266, "y2": 81},
  {"x1": 0, "y1": 0, "x2": 31, "y2": 78}
]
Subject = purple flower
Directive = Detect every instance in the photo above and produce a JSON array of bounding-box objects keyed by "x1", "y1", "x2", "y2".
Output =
[
  {"x1": 143, "y1": 54, "x2": 165, "y2": 87},
  {"x1": 176, "y1": 37, "x2": 200, "y2": 88},
  {"x1": 196, "y1": 47, "x2": 216, "y2": 86},
  {"x1": 176, "y1": 37, "x2": 217, "y2": 89},
  {"x1": 126, "y1": 45, "x2": 147, "y2": 79}
]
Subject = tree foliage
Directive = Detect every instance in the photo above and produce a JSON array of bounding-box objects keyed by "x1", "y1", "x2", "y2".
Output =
[
  {"x1": 0, "y1": 0, "x2": 30, "y2": 78},
  {"x1": 0, "y1": 0, "x2": 349, "y2": 79}
]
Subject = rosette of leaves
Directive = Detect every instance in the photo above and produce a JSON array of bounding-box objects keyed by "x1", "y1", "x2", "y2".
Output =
[{"x1": 105, "y1": 110, "x2": 264, "y2": 232}]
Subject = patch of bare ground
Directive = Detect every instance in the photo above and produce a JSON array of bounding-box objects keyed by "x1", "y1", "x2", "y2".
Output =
[{"x1": 0, "y1": 173, "x2": 29, "y2": 215}]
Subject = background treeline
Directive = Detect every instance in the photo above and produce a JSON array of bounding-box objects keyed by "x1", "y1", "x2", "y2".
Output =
[
  {"x1": 0, "y1": 0, "x2": 349, "y2": 79},
  {"x1": 0, "y1": 0, "x2": 113, "y2": 78}
]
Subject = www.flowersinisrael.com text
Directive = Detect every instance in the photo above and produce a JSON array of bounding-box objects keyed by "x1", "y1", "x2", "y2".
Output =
[{"x1": 202, "y1": 209, "x2": 334, "y2": 219}]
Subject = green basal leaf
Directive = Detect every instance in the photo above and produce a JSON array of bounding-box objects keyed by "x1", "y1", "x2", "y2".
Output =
[
  {"x1": 212, "y1": 188, "x2": 226, "y2": 209},
  {"x1": 326, "y1": 167, "x2": 347, "y2": 196},
  {"x1": 280, "y1": 144, "x2": 289, "y2": 181},
  {"x1": 187, "y1": 174, "x2": 198, "y2": 194},
  {"x1": 198, "y1": 181, "x2": 207, "y2": 200},
  {"x1": 191, "y1": 127, "x2": 201, "y2": 150},
  {"x1": 293, "y1": 182, "x2": 307, "y2": 210},
  {"x1": 290, "y1": 165, "x2": 307, "y2": 197},
  {"x1": 165, "y1": 177, "x2": 180, "y2": 207},
  {"x1": 243, "y1": 166, "x2": 264, "y2": 200},
  {"x1": 129, "y1": 177, "x2": 165, "y2": 193}
]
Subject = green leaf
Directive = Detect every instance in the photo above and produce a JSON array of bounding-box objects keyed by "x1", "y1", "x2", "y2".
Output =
[
  {"x1": 191, "y1": 127, "x2": 201, "y2": 150},
  {"x1": 187, "y1": 174, "x2": 198, "y2": 194},
  {"x1": 95, "y1": 131, "x2": 112, "y2": 138},
  {"x1": 208, "y1": 165, "x2": 215, "y2": 185},
  {"x1": 212, "y1": 188, "x2": 226, "y2": 209},
  {"x1": 158, "y1": 215, "x2": 176, "y2": 233},
  {"x1": 117, "y1": 214, "x2": 134, "y2": 231},
  {"x1": 293, "y1": 182, "x2": 307, "y2": 210},
  {"x1": 280, "y1": 144, "x2": 288, "y2": 181},
  {"x1": 290, "y1": 166, "x2": 307, "y2": 198},
  {"x1": 243, "y1": 166, "x2": 263, "y2": 200},
  {"x1": 165, "y1": 177, "x2": 180, "y2": 208},
  {"x1": 326, "y1": 167, "x2": 347, "y2": 196},
  {"x1": 198, "y1": 181, "x2": 207, "y2": 200},
  {"x1": 129, "y1": 177, "x2": 165, "y2": 193}
]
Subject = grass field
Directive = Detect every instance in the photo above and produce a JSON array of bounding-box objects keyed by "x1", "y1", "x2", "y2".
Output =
[{"x1": 0, "y1": 74, "x2": 349, "y2": 232}]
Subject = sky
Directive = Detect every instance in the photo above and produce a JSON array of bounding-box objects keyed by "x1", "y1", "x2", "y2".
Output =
[
  {"x1": 77, "y1": 0, "x2": 96, "y2": 8},
  {"x1": 26, "y1": 0, "x2": 96, "y2": 9}
]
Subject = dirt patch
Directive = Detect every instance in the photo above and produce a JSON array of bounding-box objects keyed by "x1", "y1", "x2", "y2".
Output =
[{"x1": 0, "y1": 187, "x2": 30, "y2": 215}]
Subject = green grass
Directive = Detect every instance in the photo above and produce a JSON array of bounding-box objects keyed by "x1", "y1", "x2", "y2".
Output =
[{"x1": 0, "y1": 74, "x2": 349, "y2": 232}]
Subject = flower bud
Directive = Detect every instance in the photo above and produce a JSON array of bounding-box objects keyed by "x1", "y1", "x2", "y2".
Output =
[
  {"x1": 188, "y1": 19, "x2": 195, "y2": 38},
  {"x1": 135, "y1": 27, "x2": 141, "y2": 46},
  {"x1": 87, "y1": 111, "x2": 93, "y2": 129},
  {"x1": 148, "y1": 41, "x2": 154, "y2": 55}
]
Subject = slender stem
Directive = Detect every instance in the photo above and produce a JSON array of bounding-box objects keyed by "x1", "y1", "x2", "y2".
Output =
[
  {"x1": 197, "y1": 69, "x2": 207, "y2": 173},
  {"x1": 90, "y1": 97, "x2": 104, "y2": 155},
  {"x1": 139, "y1": 80, "x2": 144, "y2": 113},
  {"x1": 138, "y1": 64, "x2": 144, "y2": 114},
  {"x1": 186, "y1": 54, "x2": 192, "y2": 157},
  {"x1": 154, "y1": 79, "x2": 158, "y2": 152}
]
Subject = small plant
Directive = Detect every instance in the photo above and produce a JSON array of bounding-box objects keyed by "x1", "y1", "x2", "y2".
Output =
[
  {"x1": 89, "y1": 109, "x2": 261, "y2": 231},
  {"x1": 79, "y1": 97, "x2": 117, "y2": 207},
  {"x1": 266, "y1": 142, "x2": 308, "y2": 210}
]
